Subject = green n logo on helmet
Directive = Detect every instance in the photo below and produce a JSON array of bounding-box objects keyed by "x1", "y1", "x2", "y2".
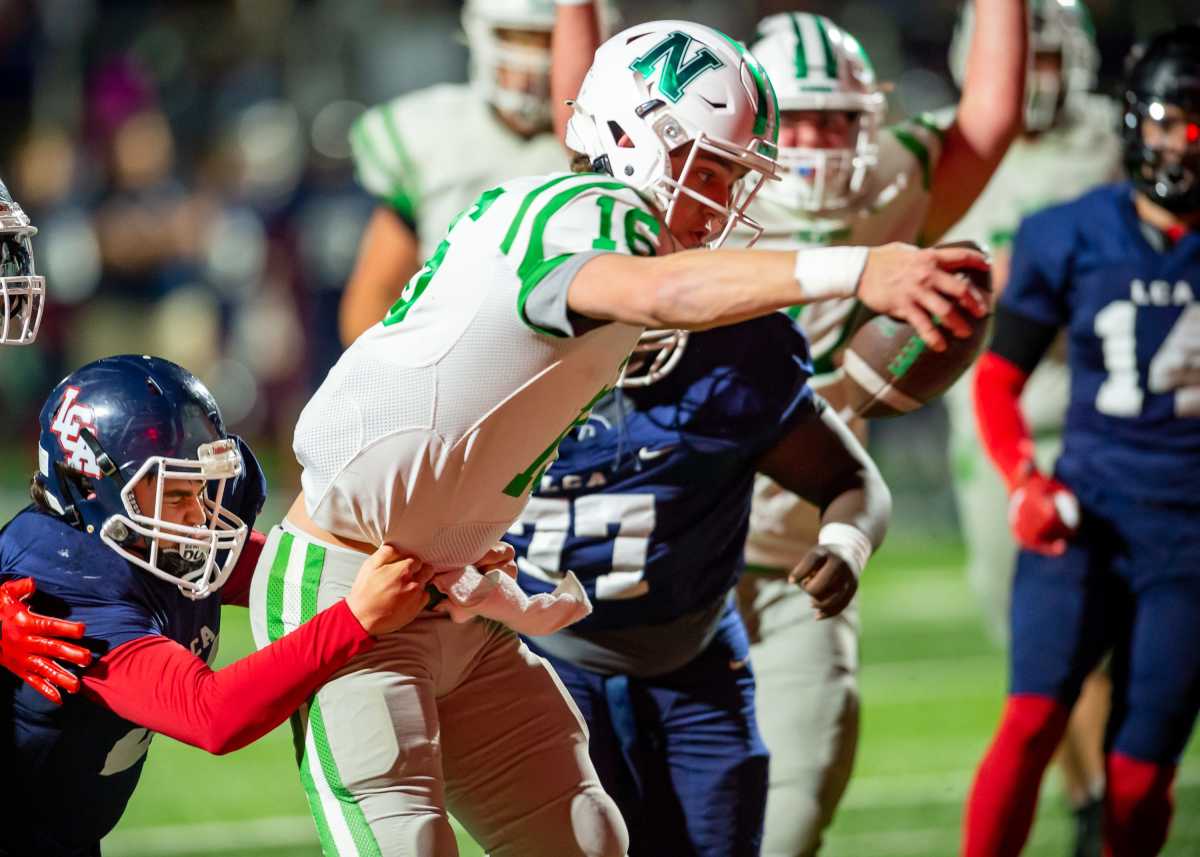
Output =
[{"x1": 629, "y1": 31, "x2": 725, "y2": 103}]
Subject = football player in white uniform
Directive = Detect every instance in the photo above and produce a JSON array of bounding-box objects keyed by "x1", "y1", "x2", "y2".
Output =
[
  {"x1": 340, "y1": 0, "x2": 578, "y2": 345},
  {"x1": 941, "y1": 4, "x2": 1121, "y2": 848},
  {"x1": 739, "y1": 8, "x2": 1025, "y2": 856},
  {"x1": 250, "y1": 17, "x2": 990, "y2": 857},
  {"x1": 0, "y1": 178, "x2": 45, "y2": 346}
]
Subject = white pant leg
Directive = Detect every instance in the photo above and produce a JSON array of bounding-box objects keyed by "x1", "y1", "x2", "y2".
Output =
[
  {"x1": 736, "y1": 573, "x2": 860, "y2": 857},
  {"x1": 439, "y1": 624, "x2": 628, "y2": 857}
]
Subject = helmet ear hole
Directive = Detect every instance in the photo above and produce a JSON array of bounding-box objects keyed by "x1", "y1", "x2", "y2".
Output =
[{"x1": 607, "y1": 121, "x2": 630, "y2": 147}]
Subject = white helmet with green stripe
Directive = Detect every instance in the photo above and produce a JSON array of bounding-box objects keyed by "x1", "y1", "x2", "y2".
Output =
[
  {"x1": 750, "y1": 12, "x2": 886, "y2": 213},
  {"x1": 565, "y1": 20, "x2": 782, "y2": 248},
  {"x1": 950, "y1": 0, "x2": 1098, "y2": 132}
]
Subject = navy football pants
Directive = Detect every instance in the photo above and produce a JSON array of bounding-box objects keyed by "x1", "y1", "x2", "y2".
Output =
[
  {"x1": 528, "y1": 600, "x2": 770, "y2": 857},
  {"x1": 1010, "y1": 490, "x2": 1200, "y2": 763}
]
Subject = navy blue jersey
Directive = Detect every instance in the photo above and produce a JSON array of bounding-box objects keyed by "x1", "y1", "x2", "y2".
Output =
[
  {"x1": 1004, "y1": 183, "x2": 1200, "y2": 506},
  {"x1": 0, "y1": 438, "x2": 265, "y2": 856},
  {"x1": 506, "y1": 314, "x2": 816, "y2": 630}
]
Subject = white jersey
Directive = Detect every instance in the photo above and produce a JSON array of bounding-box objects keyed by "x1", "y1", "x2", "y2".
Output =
[
  {"x1": 350, "y1": 83, "x2": 569, "y2": 260},
  {"x1": 294, "y1": 172, "x2": 666, "y2": 566},
  {"x1": 745, "y1": 114, "x2": 948, "y2": 570}
]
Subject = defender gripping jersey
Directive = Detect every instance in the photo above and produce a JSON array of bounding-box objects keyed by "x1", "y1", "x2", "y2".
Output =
[
  {"x1": 1004, "y1": 184, "x2": 1200, "y2": 506},
  {"x1": 350, "y1": 83, "x2": 568, "y2": 260},
  {"x1": 0, "y1": 444, "x2": 265, "y2": 856},
  {"x1": 294, "y1": 172, "x2": 668, "y2": 565}
]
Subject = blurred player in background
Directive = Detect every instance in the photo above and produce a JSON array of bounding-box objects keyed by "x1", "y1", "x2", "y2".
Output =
[
  {"x1": 736, "y1": 6, "x2": 1023, "y2": 855},
  {"x1": 963, "y1": 24, "x2": 1200, "y2": 857},
  {"x1": 263, "y1": 12, "x2": 989, "y2": 854},
  {"x1": 941, "y1": 4, "x2": 1122, "y2": 846},
  {"x1": 0, "y1": 177, "x2": 45, "y2": 346},
  {"x1": 0, "y1": 355, "x2": 435, "y2": 856},
  {"x1": 339, "y1": 0, "x2": 584, "y2": 345}
]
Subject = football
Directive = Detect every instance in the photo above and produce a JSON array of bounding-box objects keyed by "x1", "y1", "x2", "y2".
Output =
[{"x1": 841, "y1": 241, "x2": 993, "y2": 419}]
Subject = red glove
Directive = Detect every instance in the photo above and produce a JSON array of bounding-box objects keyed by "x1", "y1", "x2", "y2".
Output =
[
  {"x1": 1, "y1": 577, "x2": 93, "y2": 704},
  {"x1": 1008, "y1": 462, "x2": 1080, "y2": 556}
]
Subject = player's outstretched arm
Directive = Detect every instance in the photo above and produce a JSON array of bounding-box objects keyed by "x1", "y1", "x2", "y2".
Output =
[
  {"x1": 0, "y1": 577, "x2": 93, "y2": 704},
  {"x1": 551, "y1": 0, "x2": 602, "y2": 144},
  {"x1": 755, "y1": 403, "x2": 891, "y2": 619},
  {"x1": 80, "y1": 547, "x2": 433, "y2": 755},
  {"x1": 568, "y1": 243, "x2": 990, "y2": 351},
  {"x1": 339, "y1": 207, "x2": 423, "y2": 346},
  {"x1": 922, "y1": 0, "x2": 1027, "y2": 242}
]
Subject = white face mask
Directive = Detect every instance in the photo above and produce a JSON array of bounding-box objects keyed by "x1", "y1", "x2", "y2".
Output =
[
  {"x1": 0, "y1": 215, "x2": 45, "y2": 346},
  {"x1": 1025, "y1": 67, "x2": 1064, "y2": 132},
  {"x1": 101, "y1": 439, "x2": 249, "y2": 600}
]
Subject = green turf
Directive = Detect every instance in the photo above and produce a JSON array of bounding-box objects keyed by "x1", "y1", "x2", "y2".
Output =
[{"x1": 94, "y1": 540, "x2": 1196, "y2": 856}]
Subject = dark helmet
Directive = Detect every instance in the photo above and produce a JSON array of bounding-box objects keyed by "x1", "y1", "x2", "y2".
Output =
[
  {"x1": 0, "y1": 178, "x2": 45, "y2": 345},
  {"x1": 1121, "y1": 24, "x2": 1200, "y2": 212},
  {"x1": 36, "y1": 355, "x2": 249, "y2": 599}
]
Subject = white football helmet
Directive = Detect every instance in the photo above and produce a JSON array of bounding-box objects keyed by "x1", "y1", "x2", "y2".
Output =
[
  {"x1": 0, "y1": 178, "x2": 45, "y2": 345},
  {"x1": 950, "y1": 0, "x2": 1098, "y2": 132},
  {"x1": 751, "y1": 12, "x2": 886, "y2": 213},
  {"x1": 567, "y1": 21, "x2": 781, "y2": 387},
  {"x1": 567, "y1": 20, "x2": 782, "y2": 249}
]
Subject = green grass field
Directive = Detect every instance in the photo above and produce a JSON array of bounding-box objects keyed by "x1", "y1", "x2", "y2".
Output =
[{"x1": 98, "y1": 539, "x2": 1199, "y2": 857}]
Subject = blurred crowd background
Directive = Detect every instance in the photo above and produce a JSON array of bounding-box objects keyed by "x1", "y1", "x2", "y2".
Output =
[{"x1": 1, "y1": 0, "x2": 1196, "y2": 527}]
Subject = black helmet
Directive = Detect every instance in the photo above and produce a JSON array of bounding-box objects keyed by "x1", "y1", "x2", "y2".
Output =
[{"x1": 1121, "y1": 25, "x2": 1200, "y2": 213}]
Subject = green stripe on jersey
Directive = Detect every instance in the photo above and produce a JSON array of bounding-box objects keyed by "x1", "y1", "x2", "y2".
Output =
[
  {"x1": 265, "y1": 530, "x2": 295, "y2": 643},
  {"x1": 500, "y1": 173, "x2": 583, "y2": 254},
  {"x1": 912, "y1": 112, "x2": 948, "y2": 142},
  {"x1": 515, "y1": 180, "x2": 638, "y2": 337},
  {"x1": 351, "y1": 114, "x2": 417, "y2": 222},
  {"x1": 889, "y1": 126, "x2": 932, "y2": 190}
]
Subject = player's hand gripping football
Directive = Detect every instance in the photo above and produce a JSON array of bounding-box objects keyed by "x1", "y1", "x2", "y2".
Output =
[
  {"x1": 0, "y1": 577, "x2": 93, "y2": 704},
  {"x1": 789, "y1": 546, "x2": 858, "y2": 620},
  {"x1": 857, "y1": 243, "x2": 992, "y2": 352},
  {"x1": 1008, "y1": 462, "x2": 1080, "y2": 556},
  {"x1": 346, "y1": 546, "x2": 436, "y2": 635}
]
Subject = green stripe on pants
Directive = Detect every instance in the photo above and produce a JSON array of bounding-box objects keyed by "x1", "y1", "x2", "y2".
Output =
[{"x1": 265, "y1": 531, "x2": 295, "y2": 643}]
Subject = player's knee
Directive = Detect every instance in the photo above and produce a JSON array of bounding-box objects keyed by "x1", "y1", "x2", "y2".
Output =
[
  {"x1": 569, "y1": 786, "x2": 630, "y2": 857},
  {"x1": 1104, "y1": 752, "x2": 1175, "y2": 857},
  {"x1": 995, "y1": 694, "x2": 1070, "y2": 762}
]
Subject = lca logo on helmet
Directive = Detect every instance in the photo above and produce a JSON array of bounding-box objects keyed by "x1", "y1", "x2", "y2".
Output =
[{"x1": 50, "y1": 386, "x2": 102, "y2": 478}]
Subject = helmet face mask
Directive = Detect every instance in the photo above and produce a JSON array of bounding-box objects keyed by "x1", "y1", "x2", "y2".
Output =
[
  {"x1": 751, "y1": 13, "x2": 886, "y2": 213},
  {"x1": 0, "y1": 183, "x2": 45, "y2": 346},
  {"x1": 37, "y1": 356, "x2": 250, "y2": 600},
  {"x1": 462, "y1": 0, "x2": 562, "y2": 134},
  {"x1": 102, "y1": 439, "x2": 248, "y2": 600},
  {"x1": 1122, "y1": 25, "x2": 1200, "y2": 214}
]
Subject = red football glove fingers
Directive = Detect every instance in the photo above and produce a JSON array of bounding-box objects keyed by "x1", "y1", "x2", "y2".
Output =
[
  {"x1": 1, "y1": 577, "x2": 93, "y2": 705},
  {"x1": 1008, "y1": 464, "x2": 1080, "y2": 556}
]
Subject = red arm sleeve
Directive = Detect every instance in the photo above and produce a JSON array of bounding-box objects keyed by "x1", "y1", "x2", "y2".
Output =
[
  {"x1": 221, "y1": 528, "x2": 266, "y2": 608},
  {"x1": 80, "y1": 599, "x2": 373, "y2": 755},
  {"x1": 973, "y1": 350, "x2": 1035, "y2": 492}
]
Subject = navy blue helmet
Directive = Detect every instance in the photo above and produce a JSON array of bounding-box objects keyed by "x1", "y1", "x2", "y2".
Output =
[
  {"x1": 1122, "y1": 24, "x2": 1200, "y2": 212},
  {"x1": 0, "y1": 178, "x2": 45, "y2": 345},
  {"x1": 36, "y1": 355, "x2": 249, "y2": 599}
]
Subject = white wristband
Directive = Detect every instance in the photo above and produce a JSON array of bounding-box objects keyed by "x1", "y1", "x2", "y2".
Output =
[
  {"x1": 818, "y1": 523, "x2": 873, "y2": 579},
  {"x1": 793, "y1": 247, "x2": 868, "y2": 302}
]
